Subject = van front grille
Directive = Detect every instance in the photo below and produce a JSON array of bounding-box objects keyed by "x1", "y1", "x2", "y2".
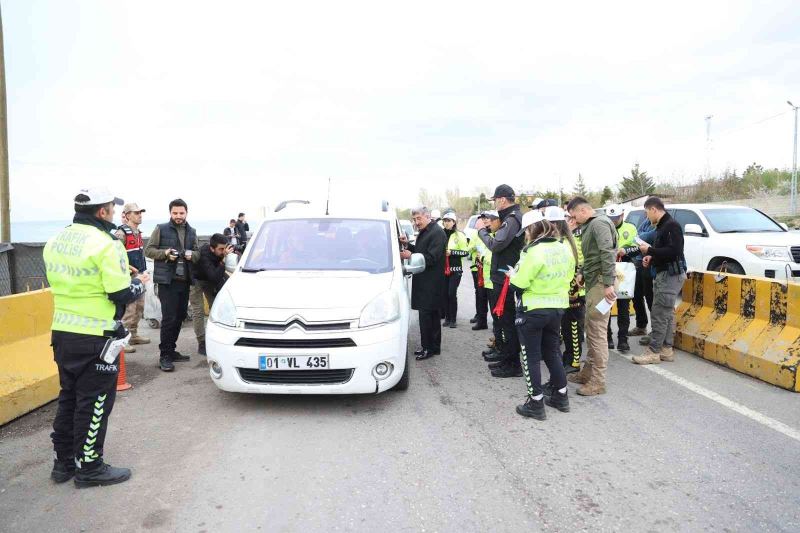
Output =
[{"x1": 237, "y1": 368, "x2": 354, "y2": 385}]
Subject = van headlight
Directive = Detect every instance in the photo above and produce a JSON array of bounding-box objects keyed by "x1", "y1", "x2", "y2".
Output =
[
  {"x1": 746, "y1": 245, "x2": 791, "y2": 262},
  {"x1": 209, "y1": 288, "x2": 237, "y2": 327},
  {"x1": 359, "y1": 290, "x2": 400, "y2": 328}
]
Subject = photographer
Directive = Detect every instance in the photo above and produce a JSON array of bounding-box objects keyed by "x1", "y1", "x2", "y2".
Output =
[
  {"x1": 145, "y1": 199, "x2": 199, "y2": 372},
  {"x1": 190, "y1": 234, "x2": 234, "y2": 355}
]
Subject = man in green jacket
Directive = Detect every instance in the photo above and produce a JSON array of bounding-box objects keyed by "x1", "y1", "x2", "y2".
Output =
[{"x1": 566, "y1": 196, "x2": 618, "y2": 395}]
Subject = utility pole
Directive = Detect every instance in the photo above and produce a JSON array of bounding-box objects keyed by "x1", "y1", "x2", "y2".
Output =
[
  {"x1": 789, "y1": 101, "x2": 798, "y2": 216},
  {"x1": 0, "y1": 5, "x2": 9, "y2": 243},
  {"x1": 704, "y1": 115, "x2": 713, "y2": 180}
]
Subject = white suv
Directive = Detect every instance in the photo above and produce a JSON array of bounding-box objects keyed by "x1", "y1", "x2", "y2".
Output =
[
  {"x1": 205, "y1": 201, "x2": 425, "y2": 394},
  {"x1": 625, "y1": 203, "x2": 800, "y2": 279}
]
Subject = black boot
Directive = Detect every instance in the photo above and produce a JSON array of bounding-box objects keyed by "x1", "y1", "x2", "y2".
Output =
[
  {"x1": 470, "y1": 315, "x2": 478, "y2": 324},
  {"x1": 607, "y1": 339, "x2": 615, "y2": 349},
  {"x1": 487, "y1": 358, "x2": 509, "y2": 370},
  {"x1": 414, "y1": 347, "x2": 425, "y2": 356},
  {"x1": 74, "y1": 461, "x2": 132, "y2": 488},
  {"x1": 484, "y1": 350, "x2": 506, "y2": 362},
  {"x1": 449, "y1": 321, "x2": 457, "y2": 329},
  {"x1": 481, "y1": 347, "x2": 497, "y2": 357},
  {"x1": 159, "y1": 356, "x2": 175, "y2": 372},
  {"x1": 198, "y1": 341, "x2": 207, "y2": 356},
  {"x1": 170, "y1": 351, "x2": 190, "y2": 362},
  {"x1": 51, "y1": 459, "x2": 76, "y2": 483},
  {"x1": 516, "y1": 396, "x2": 546, "y2": 420},
  {"x1": 544, "y1": 388, "x2": 571, "y2": 412},
  {"x1": 617, "y1": 340, "x2": 630, "y2": 352},
  {"x1": 472, "y1": 322, "x2": 488, "y2": 331},
  {"x1": 491, "y1": 362, "x2": 523, "y2": 378}
]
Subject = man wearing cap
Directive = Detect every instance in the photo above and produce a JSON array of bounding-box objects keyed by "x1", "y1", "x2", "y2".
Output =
[
  {"x1": 115, "y1": 203, "x2": 150, "y2": 352},
  {"x1": 605, "y1": 205, "x2": 639, "y2": 352},
  {"x1": 441, "y1": 212, "x2": 469, "y2": 328},
  {"x1": 400, "y1": 206, "x2": 447, "y2": 360},
  {"x1": 44, "y1": 188, "x2": 150, "y2": 487},
  {"x1": 477, "y1": 211, "x2": 506, "y2": 364},
  {"x1": 565, "y1": 196, "x2": 617, "y2": 395},
  {"x1": 478, "y1": 184, "x2": 525, "y2": 378},
  {"x1": 145, "y1": 199, "x2": 200, "y2": 372}
]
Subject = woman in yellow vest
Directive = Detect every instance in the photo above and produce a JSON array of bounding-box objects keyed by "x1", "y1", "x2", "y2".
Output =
[
  {"x1": 441, "y1": 212, "x2": 469, "y2": 328},
  {"x1": 510, "y1": 207, "x2": 577, "y2": 420}
]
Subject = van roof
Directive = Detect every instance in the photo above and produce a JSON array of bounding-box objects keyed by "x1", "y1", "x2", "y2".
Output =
[{"x1": 266, "y1": 201, "x2": 398, "y2": 221}]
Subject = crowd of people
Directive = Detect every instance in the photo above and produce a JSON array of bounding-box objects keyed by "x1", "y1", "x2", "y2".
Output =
[{"x1": 403, "y1": 184, "x2": 687, "y2": 421}]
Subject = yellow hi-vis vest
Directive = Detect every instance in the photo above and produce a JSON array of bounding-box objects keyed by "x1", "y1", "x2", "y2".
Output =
[
  {"x1": 510, "y1": 239, "x2": 576, "y2": 310},
  {"x1": 44, "y1": 222, "x2": 132, "y2": 336}
]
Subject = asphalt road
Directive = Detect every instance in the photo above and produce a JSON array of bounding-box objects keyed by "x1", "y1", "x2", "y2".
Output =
[{"x1": 1, "y1": 278, "x2": 799, "y2": 532}]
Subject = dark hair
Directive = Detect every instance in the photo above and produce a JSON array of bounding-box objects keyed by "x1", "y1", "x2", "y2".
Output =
[
  {"x1": 169, "y1": 198, "x2": 188, "y2": 211},
  {"x1": 229, "y1": 219, "x2": 236, "y2": 224},
  {"x1": 74, "y1": 194, "x2": 113, "y2": 216},
  {"x1": 643, "y1": 196, "x2": 665, "y2": 210},
  {"x1": 566, "y1": 196, "x2": 590, "y2": 212},
  {"x1": 238, "y1": 212, "x2": 245, "y2": 218},
  {"x1": 210, "y1": 233, "x2": 228, "y2": 247}
]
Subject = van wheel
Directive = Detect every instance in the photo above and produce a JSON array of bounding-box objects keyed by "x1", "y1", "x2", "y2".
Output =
[
  {"x1": 708, "y1": 258, "x2": 745, "y2": 275},
  {"x1": 394, "y1": 344, "x2": 411, "y2": 391}
]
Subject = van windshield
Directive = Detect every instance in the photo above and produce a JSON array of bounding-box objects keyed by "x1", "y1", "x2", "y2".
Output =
[
  {"x1": 701, "y1": 208, "x2": 784, "y2": 233},
  {"x1": 243, "y1": 218, "x2": 394, "y2": 273}
]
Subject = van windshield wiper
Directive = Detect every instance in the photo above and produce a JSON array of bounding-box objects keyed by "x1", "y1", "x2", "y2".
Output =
[{"x1": 241, "y1": 267, "x2": 267, "y2": 273}]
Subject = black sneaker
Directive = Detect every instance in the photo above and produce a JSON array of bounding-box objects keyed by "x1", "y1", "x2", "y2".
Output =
[
  {"x1": 484, "y1": 350, "x2": 506, "y2": 362},
  {"x1": 74, "y1": 462, "x2": 132, "y2": 488},
  {"x1": 544, "y1": 389, "x2": 571, "y2": 412},
  {"x1": 471, "y1": 322, "x2": 488, "y2": 331},
  {"x1": 449, "y1": 322, "x2": 457, "y2": 329},
  {"x1": 491, "y1": 364, "x2": 523, "y2": 378},
  {"x1": 487, "y1": 359, "x2": 509, "y2": 370},
  {"x1": 198, "y1": 341, "x2": 207, "y2": 356},
  {"x1": 170, "y1": 351, "x2": 190, "y2": 362},
  {"x1": 516, "y1": 396, "x2": 546, "y2": 420},
  {"x1": 469, "y1": 316, "x2": 478, "y2": 324},
  {"x1": 51, "y1": 459, "x2": 76, "y2": 483},
  {"x1": 617, "y1": 340, "x2": 630, "y2": 352},
  {"x1": 159, "y1": 356, "x2": 175, "y2": 372},
  {"x1": 481, "y1": 347, "x2": 497, "y2": 357}
]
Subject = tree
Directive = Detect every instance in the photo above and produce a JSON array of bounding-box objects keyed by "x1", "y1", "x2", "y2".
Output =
[
  {"x1": 396, "y1": 208, "x2": 412, "y2": 220},
  {"x1": 418, "y1": 188, "x2": 442, "y2": 210},
  {"x1": 600, "y1": 186, "x2": 614, "y2": 205},
  {"x1": 619, "y1": 163, "x2": 656, "y2": 200},
  {"x1": 573, "y1": 174, "x2": 588, "y2": 197},
  {"x1": 444, "y1": 188, "x2": 477, "y2": 220}
]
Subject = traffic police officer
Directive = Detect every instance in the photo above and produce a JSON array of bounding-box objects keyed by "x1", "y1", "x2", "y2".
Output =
[
  {"x1": 45, "y1": 187, "x2": 148, "y2": 487},
  {"x1": 442, "y1": 212, "x2": 469, "y2": 328},
  {"x1": 606, "y1": 205, "x2": 639, "y2": 352},
  {"x1": 510, "y1": 208, "x2": 576, "y2": 420},
  {"x1": 562, "y1": 210, "x2": 586, "y2": 372}
]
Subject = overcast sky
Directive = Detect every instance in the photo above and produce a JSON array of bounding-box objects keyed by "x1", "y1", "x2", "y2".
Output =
[{"x1": 5, "y1": 0, "x2": 800, "y2": 223}]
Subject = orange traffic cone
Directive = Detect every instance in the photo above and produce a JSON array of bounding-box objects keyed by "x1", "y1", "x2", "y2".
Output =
[{"x1": 117, "y1": 350, "x2": 133, "y2": 391}]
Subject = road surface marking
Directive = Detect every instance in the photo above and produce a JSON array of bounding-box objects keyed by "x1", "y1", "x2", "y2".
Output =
[{"x1": 613, "y1": 351, "x2": 800, "y2": 443}]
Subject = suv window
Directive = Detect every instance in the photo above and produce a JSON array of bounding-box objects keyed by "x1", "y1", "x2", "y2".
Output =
[
  {"x1": 701, "y1": 208, "x2": 784, "y2": 233},
  {"x1": 626, "y1": 210, "x2": 646, "y2": 230},
  {"x1": 244, "y1": 218, "x2": 393, "y2": 273},
  {"x1": 673, "y1": 209, "x2": 706, "y2": 234}
]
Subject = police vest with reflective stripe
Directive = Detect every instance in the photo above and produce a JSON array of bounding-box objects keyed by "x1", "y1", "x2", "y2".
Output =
[
  {"x1": 44, "y1": 223, "x2": 131, "y2": 337},
  {"x1": 119, "y1": 224, "x2": 146, "y2": 273}
]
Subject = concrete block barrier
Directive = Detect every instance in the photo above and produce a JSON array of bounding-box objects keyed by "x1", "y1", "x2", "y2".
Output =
[
  {"x1": 0, "y1": 289, "x2": 59, "y2": 425},
  {"x1": 675, "y1": 272, "x2": 800, "y2": 392}
]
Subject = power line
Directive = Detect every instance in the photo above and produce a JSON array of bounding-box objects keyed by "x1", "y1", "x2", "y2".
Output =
[{"x1": 714, "y1": 109, "x2": 791, "y2": 140}]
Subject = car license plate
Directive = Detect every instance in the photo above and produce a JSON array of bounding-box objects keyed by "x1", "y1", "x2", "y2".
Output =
[{"x1": 258, "y1": 355, "x2": 329, "y2": 370}]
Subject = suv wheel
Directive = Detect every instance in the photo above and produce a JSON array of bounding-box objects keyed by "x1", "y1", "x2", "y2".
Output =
[
  {"x1": 394, "y1": 343, "x2": 411, "y2": 391},
  {"x1": 709, "y1": 259, "x2": 745, "y2": 275}
]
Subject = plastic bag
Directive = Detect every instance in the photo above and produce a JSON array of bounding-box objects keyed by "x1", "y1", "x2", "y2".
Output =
[{"x1": 614, "y1": 262, "x2": 636, "y2": 299}]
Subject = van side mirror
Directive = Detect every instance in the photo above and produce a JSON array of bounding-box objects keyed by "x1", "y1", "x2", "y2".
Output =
[
  {"x1": 403, "y1": 253, "x2": 426, "y2": 276},
  {"x1": 684, "y1": 223, "x2": 705, "y2": 236}
]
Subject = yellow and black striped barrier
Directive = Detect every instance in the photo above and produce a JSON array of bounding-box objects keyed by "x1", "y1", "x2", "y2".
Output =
[{"x1": 675, "y1": 271, "x2": 800, "y2": 392}]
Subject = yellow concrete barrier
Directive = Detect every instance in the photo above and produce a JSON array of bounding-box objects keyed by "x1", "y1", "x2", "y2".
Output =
[
  {"x1": 0, "y1": 289, "x2": 59, "y2": 425},
  {"x1": 675, "y1": 271, "x2": 800, "y2": 392}
]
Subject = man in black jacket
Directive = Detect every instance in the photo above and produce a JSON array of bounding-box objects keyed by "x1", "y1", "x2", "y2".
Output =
[
  {"x1": 400, "y1": 206, "x2": 447, "y2": 360},
  {"x1": 190, "y1": 233, "x2": 233, "y2": 355},
  {"x1": 633, "y1": 196, "x2": 686, "y2": 365},
  {"x1": 478, "y1": 184, "x2": 525, "y2": 378},
  {"x1": 235, "y1": 213, "x2": 250, "y2": 250}
]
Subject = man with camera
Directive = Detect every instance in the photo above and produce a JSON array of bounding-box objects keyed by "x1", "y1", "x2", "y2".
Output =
[
  {"x1": 190, "y1": 233, "x2": 235, "y2": 356},
  {"x1": 145, "y1": 199, "x2": 199, "y2": 372}
]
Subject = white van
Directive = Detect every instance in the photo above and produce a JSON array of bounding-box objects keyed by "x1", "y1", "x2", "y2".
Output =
[
  {"x1": 625, "y1": 203, "x2": 800, "y2": 279},
  {"x1": 205, "y1": 201, "x2": 425, "y2": 394}
]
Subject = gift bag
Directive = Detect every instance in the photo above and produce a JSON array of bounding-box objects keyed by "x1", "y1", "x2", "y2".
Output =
[{"x1": 614, "y1": 262, "x2": 637, "y2": 299}]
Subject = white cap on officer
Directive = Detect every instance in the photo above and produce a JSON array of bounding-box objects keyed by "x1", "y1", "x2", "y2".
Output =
[
  {"x1": 521, "y1": 209, "x2": 544, "y2": 229},
  {"x1": 606, "y1": 204, "x2": 625, "y2": 218},
  {"x1": 479, "y1": 209, "x2": 499, "y2": 219},
  {"x1": 544, "y1": 206, "x2": 566, "y2": 221},
  {"x1": 74, "y1": 187, "x2": 124, "y2": 206},
  {"x1": 442, "y1": 212, "x2": 457, "y2": 221}
]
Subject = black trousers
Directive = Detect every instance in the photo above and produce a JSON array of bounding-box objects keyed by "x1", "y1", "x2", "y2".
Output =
[
  {"x1": 51, "y1": 333, "x2": 119, "y2": 469},
  {"x1": 607, "y1": 297, "x2": 631, "y2": 343},
  {"x1": 158, "y1": 280, "x2": 190, "y2": 355},
  {"x1": 517, "y1": 309, "x2": 566, "y2": 397},
  {"x1": 494, "y1": 284, "x2": 520, "y2": 365},
  {"x1": 561, "y1": 296, "x2": 585, "y2": 368},
  {"x1": 418, "y1": 309, "x2": 442, "y2": 352},
  {"x1": 444, "y1": 273, "x2": 462, "y2": 323},
  {"x1": 633, "y1": 265, "x2": 654, "y2": 328},
  {"x1": 471, "y1": 270, "x2": 489, "y2": 325}
]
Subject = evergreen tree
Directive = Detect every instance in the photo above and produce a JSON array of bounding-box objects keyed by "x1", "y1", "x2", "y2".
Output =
[
  {"x1": 573, "y1": 174, "x2": 588, "y2": 197},
  {"x1": 619, "y1": 163, "x2": 656, "y2": 199}
]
